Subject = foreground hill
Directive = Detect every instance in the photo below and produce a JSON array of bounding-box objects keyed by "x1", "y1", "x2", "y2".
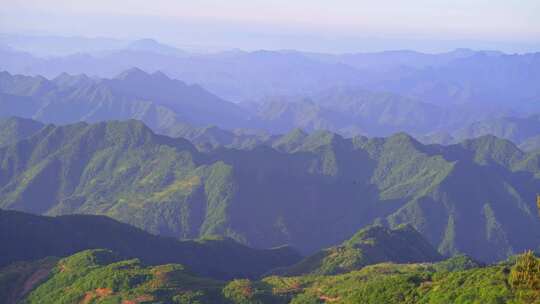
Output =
[
  {"x1": 0, "y1": 119, "x2": 539, "y2": 262},
  {"x1": 0, "y1": 209, "x2": 301, "y2": 280},
  {"x1": 0, "y1": 249, "x2": 226, "y2": 304},
  {"x1": 1, "y1": 249, "x2": 538, "y2": 304},
  {"x1": 274, "y1": 225, "x2": 443, "y2": 276},
  {"x1": 261, "y1": 252, "x2": 539, "y2": 304}
]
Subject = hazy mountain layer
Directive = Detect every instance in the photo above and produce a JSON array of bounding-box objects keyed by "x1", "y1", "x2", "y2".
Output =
[
  {"x1": 246, "y1": 87, "x2": 516, "y2": 137},
  {"x1": 1, "y1": 45, "x2": 539, "y2": 110},
  {"x1": 454, "y1": 114, "x2": 540, "y2": 151},
  {"x1": 0, "y1": 69, "x2": 248, "y2": 131},
  {"x1": 3, "y1": 70, "x2": 537, "y2": 144}
]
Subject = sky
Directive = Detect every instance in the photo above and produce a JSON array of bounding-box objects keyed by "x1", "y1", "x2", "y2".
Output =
[{"x1": 1, "y1": 0, "x2": 540, "y2": 53}]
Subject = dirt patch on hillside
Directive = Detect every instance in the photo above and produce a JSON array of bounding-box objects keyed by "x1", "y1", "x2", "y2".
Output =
[
  {"x1": 122, "y1": 294, "x2": 155, "y2": 304},
  {"x1": 80, "y1": 288, "x2": 113, "y2": 304}
]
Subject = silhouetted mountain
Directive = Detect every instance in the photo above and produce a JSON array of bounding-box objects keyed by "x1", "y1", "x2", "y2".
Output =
[
  {"x1": 1, "y1": 45, "x2": 538, "y2": 109},
  {"x1": 302, "y1": 48, "x2": 484, "y2": 70},
  {"x1": 126, "y1": 39, "x2": 187, "y2": 57},
  {"x1": 0, "y1": 208, "x2": 301, "y2": 280},
  {"x1": 370, "y1": 52, "x2": 540, "y2": 110}
]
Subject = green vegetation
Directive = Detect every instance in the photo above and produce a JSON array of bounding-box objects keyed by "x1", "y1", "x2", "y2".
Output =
[
  {"x1": 509, "y1": 250, "x2": 540, "y2": 303},
  {"x1": 3, "y1": 250, "x2": 539, "y2": 304},
  {"x1": 264, "y1": 253, "x2": 540, "y2": 304},
  {"x1": 273, "y1": 225, "x2": 442, "y2": 276},
  {"x1": 21, "y1": 250, "x2": 226, "y2": 304},
  {"x1": 0, "y1": 119, "x2": 539, "y2": 263},
  {"x1": 0, "y1": 117, "x2": 43, "y2": 147}
]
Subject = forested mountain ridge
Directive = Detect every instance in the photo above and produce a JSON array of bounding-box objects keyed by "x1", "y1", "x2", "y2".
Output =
[
  {"x1": 0, "y1": 117, "x2": 44, "y2": 147},
  {"x1": 0, "y1": 119, "x2": 539, "y2": 263}
]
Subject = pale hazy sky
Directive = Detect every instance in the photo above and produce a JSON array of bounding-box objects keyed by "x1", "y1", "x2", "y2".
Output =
[{"x1": 1, "y1": 0, "x2": 539, "y2": 52}]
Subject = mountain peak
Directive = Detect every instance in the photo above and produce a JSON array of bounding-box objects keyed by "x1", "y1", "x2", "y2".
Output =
[
  {"x1": 53, "y1": 72, "x2": 92, "y2": 87},
  {"x1": 273, "y1": 224, "x2": 442, "y2": 276},
  {"x1": 129, "y1": 38, "x2": 161, "y2": 48},
  {"x1": 114, "y1": 67, "x2": 151, "y2": 81},
  {"x1": 461, "y1": 134, "x2": 521, "y2": 151},
  {"x1": 273, "y1": 128, "x2": 309, "y2": 152},
  {"x1": 126, "y1": 38, "x2": 185, "y2": 56},
  {"x1": 151, "y1": 70, "x2": 170, "y2": 80},
  {"x1": 386, "y1": 132, "x2": 422, "y2": 147},
  {"x1": 458, "y1": 135, "x2": 525, "y2": 166}
]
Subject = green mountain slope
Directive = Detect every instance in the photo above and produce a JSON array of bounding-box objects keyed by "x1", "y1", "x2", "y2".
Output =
[
  {"x1": 261, "y1": 252, "x2": 540, "y2": 304},
  {"x1": 0, "y1": 117, "x2": 43, "y2": 147},
  {"x1": 0, "y1": 120, "x2": 539, "y2": 262},
  {"x1": 2, "y1": 250, "x2": 538, "y2": 304},
  {"x1": 1, "y1": 249, "x2": 227, "y2": 304},
  {"x1": 274, "y1": 225, "x2": 443, "y2": 276},
  {"x1": 0, "y1": 209, "x2": 301, "y2": 280},
  {"x1": 165, "y1": 123, "x2": 272, "y2": 151}
]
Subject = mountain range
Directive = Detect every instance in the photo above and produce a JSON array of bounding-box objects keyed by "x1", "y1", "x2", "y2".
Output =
[
  {"x1": 1, "y1": 40, "x2": 539, "y2": 109},
  {"x1": 449, "y1": 114, "x2": 540, "y2": 151},
  {"x1": 0, "y1": 118, "x2": 539, "y2": 263},
  {"x1": 1, "y1": 34, "x2": 540, "y2": 303},
  {"x1": 246, "y1": 87, "x2": 516, "y2": 137},
  {"x1": 0, "y1": 69, "x2": 248, "y2": 132},
  {"x1": 1, "y1": 69, "x2": 539, "y2": 146}
]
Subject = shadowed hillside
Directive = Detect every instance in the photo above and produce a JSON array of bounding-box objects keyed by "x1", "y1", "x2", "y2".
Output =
[
  {"x1": 0, "y1": 209, "x2": 301, "y2": 280},
  {"x1": 0, "y1": 119, "x2": 539, "y2": 262}
]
